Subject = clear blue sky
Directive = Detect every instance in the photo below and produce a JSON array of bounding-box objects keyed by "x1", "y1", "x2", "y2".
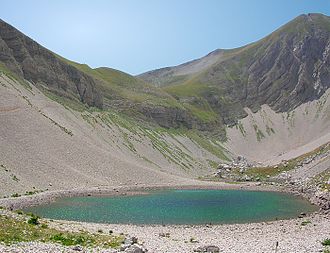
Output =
[{"x1": 1, "y1": 0, "x2": 329, "y2": 75}]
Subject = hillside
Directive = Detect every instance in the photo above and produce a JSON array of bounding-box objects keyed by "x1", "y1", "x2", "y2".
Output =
[
  {"x1": 0, "y1": 19, "x2": 207, "y2": 130},
  {"x1": 0, "y1": 74, "x2": 226, "y2": 196}
]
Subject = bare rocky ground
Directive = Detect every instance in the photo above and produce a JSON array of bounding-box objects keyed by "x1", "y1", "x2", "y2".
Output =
[
  {"x1": 0, "y1": 210, "x2": 329, "y2": 253},
  {"x1": 54, "y1": 213, "x2": 330, "y2": 253}
]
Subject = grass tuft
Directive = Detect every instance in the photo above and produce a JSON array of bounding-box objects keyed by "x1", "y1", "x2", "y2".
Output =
[{"x1": 322, "y1": 239, "x2": 330, "y2": 246}]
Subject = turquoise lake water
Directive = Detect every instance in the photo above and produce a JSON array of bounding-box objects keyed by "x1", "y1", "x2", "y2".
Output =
[{"x1": 25, "y1": 190, "x2": 317, "y2": 225}]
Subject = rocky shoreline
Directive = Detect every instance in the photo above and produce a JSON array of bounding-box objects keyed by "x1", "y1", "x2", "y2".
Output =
[
  {"x1": 0, "y1": 209, "x2": 329, "y2": 253},
  {"x1": 0, "y1": 181, "x2": 329, "y2": 253}
]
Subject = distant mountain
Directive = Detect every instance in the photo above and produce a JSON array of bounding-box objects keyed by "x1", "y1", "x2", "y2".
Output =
[{"x1": 139, "y1": 13, "x2": 330, "y2": 126}]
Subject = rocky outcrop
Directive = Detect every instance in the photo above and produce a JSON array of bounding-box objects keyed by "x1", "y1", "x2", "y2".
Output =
[
  {"x1": 0, "y1": 19, "x2": 103, "y2": 108},
  {"x1": 138, "y1": 104, "x2": 220, "y2": 131}
]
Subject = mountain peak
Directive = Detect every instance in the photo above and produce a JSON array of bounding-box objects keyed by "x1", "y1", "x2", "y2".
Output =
[{"x1": 139, "y1": 13, "x2": 330, "y2": 126}]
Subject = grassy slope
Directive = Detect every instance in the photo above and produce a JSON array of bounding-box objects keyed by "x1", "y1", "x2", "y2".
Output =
[{"x1": 0, "y1": 211, "x2": 123, "y2": 248}]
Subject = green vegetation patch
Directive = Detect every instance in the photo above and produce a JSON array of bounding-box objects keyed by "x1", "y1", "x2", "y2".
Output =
[
  {"x1": 265, "y1": 125, "x2": 275, "y2": 136},
  {"x1": 207, "y1": 159, "x2": 219, "y2": 169},
  {"x1": 236, "y1": 121, "x2": 247, "y2": 137},
  {"x1": 42, "y1": 88, "x2": 88, "y2": 112},
  {"x1": 322, "y1": 239, "x2": 330, "y2": 246},
  {"x1": 253, "y1": 124, "x2": 265, "y2": 142},
  {"x1": 0, "y1": 63, "x2": 32, "y2": 92},
  {"x1": 0, "y1": 213, "x2": 123, "y2": 248},
  {"x1": 164, "y1": 79, "x2": 211, "y2": 97},
  {"x1": 183, "y1": 103, "x2": 218, "y2": 123},
  {"x1": 300, "y1": 220, "x2": 311, "y2": 226}
]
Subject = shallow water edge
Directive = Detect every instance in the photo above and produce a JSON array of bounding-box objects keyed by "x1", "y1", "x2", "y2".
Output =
[{"x1": 0, "y1": 182, "x2": 320, "y2": 216}]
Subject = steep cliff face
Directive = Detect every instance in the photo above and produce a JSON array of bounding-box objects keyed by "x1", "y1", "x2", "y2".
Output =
[
  {"x1": 0, "y1": 19, "x2": 103, "y2": 107},
  {"x1": 202, "y1": 13, "x2": 330, "y2": 114},
  {"x1": 140, "y1": 13, "x2": 330, "y2": 126}
]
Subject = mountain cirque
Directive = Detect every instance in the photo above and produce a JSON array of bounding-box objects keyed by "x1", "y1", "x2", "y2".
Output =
[{"x1": 0, "y1": 13, "x2": 329, "y2": 253}]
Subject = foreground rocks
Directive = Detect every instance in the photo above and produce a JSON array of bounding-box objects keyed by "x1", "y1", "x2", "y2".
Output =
[
  {"x1": 51, "y1": 213, "x2": 330, "y2": 253},
  {"x1": 119, "y1": 237, "x2": 147, "y2": 253}
]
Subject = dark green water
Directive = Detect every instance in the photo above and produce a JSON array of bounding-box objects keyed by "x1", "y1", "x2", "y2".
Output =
[{"x1": 25, "y1": 190, "x2": 317, "y2": 225}]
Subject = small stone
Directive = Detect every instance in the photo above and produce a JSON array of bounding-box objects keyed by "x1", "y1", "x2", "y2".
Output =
[
  {"x1": 132, "y1": 237, "x2": 138, "y2": 244},
  {"x1": 124, "y1": 237, "x2": 138, "y2": 245},
  {"x1": 72, "y1": 245, "x2": 83, "y2": 251},
  {"x1": 124, "y1": 245, "x2": 145, "y2": 253},
  {"x1": 121, "y1": 244, "x2": 131, "y2": 251},
  {"x1": 194, "y1": 245, "x2": 220, "y2": 253},
  {"x1": 190, "y1": 238, "x2": 198, "y2": 243},
  {"x1": 159, "y1": 232, "x2": 170, "y2": 238}
]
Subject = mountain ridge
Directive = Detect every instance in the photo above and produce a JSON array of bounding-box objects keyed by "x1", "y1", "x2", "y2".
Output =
[
  {"x1": 0, "y1": 18, "x2": 103, "y2": 107},
  {"x1": 0, "y1": 13, "x2": 329, "y2": 134},
  {"x1": 140, "y1": 13, "x2": 330, "y2": 126}
]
